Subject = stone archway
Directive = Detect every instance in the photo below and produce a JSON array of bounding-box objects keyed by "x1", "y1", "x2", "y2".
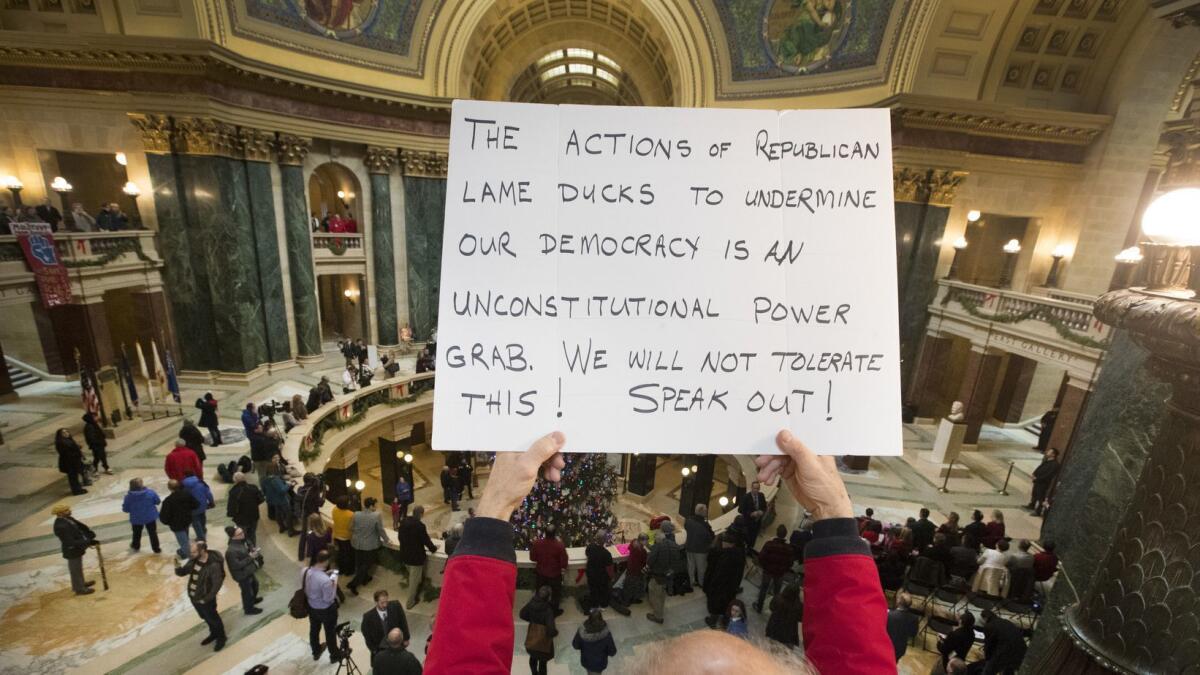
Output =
[{"x1": 307, "y1": 161, "x2": 363, "y2": 227}]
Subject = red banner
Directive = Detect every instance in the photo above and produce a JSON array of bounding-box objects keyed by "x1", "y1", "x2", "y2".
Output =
[{"x1": 11, "y1": 222, "x2": 73, "y2": 308}]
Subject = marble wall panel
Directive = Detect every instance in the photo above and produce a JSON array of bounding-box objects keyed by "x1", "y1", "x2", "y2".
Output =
[{"x1": 402, "y1": 176, "x2": 446, "y2": 341}]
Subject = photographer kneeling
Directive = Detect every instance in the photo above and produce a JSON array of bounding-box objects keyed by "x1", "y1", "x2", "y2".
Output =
[{"x1": 425, "y1": 429, "x2": 893, "y2": 674}]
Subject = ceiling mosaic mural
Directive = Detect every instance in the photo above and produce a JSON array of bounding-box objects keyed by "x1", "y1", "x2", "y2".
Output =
[
  {"x1": 243, "y1": 0, "x2": 423, "y2": 54},
  {"x1": 715, "y1": 0, "x2": 897, "y2": 80}
]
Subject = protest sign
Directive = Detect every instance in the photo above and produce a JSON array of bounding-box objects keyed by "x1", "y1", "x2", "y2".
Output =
[{"x1": 432, "y1": 101, "x2": 900, "y2": 455}]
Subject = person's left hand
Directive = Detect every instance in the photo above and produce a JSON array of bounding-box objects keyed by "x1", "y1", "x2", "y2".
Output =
[{"x1": 476, "y1": 432, "x2": 566, "y2": 521}]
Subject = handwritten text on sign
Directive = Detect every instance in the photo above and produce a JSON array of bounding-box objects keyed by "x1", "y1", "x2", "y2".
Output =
[{"x1": 432, "y1": 101, "x2": 901, "y2": 456}]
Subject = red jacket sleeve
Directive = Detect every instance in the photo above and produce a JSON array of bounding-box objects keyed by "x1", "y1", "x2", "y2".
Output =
[
  {"x1": 425, "y1": 517, "x2": 517, "y2": 675},
  {"x1": 802, "y1": 518, "x2": 895, "y2": 674}
]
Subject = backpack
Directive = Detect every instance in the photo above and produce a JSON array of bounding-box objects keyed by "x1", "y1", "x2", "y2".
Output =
[
  {"x1": 217, "y1": 462, "x2": 235, "y2": 483},
  {"x1": 289, "y1": 569, "x2": 311, "y2": 619}
]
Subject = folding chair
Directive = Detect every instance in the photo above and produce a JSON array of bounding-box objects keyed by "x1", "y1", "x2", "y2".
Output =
[
  {"x1": 929, "y1": 585, "x2": 968, "y2": 621},
  {"x1": 965, "y1": 591, "x2": 1002, "y2": 617},
  {"x1": 919, "y1": 615, "x2": 958, "y2": 654},
  {"x1": 899, "y1": 580, "x2": 935, "y2": 613},
  {"x1": 999, "y1": 598, "x2": 1038, "y2": 631}
]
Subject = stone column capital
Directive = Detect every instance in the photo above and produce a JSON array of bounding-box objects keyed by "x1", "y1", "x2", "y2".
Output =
[
  {"x1": 128, "y1": 113, "x2": 173, "y2": 154},
  {"x1": 238, "y1": 127, "x2": 277, "y2": 163},
  {"x1": 172, "y1": 117, "x2": 240, "y2": 157},
  {"x1": 364, "y1": 146, "x2": 398, "y2": 174},
  {"x1": 399, "y1": 149, "x2": 448, "y2": 178},
  {"x1": 893, "y1": 166, "x2": 968, "y2": 206},
  {"x1": 276, "y1": 134, "x2": 311, "y2": 166}
]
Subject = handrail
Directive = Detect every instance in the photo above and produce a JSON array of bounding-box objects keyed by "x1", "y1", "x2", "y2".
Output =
[{"x1": 295, "y1": 370, "x2": 778, "y2": 573}]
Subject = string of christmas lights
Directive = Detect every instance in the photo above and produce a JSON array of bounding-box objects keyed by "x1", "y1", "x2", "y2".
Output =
[{"x1": 508, "y1": 453, "x2": 620, "y2": 549}]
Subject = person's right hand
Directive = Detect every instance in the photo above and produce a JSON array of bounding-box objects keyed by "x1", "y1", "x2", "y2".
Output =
[
  {"x1": 476, "y1": 432, "x2": 566, "y2": 522},
  {"x1": 754, "y1": 429, "x2": 853, "y2": 522}
]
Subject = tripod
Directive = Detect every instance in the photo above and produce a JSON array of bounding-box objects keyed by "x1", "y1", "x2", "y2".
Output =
[{"x1": 334, "y1": 637, "x2": 362, "y2": 675}]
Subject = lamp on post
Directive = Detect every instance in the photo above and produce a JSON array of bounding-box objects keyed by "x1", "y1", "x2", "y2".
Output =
[
  {"x1": 1110, "y1": 246, "x2": 1143, "y2": 291},
  {"x1": 1138, "y1": 187, "x2": 1200, "y2": 295},
  {"x1": 999, "y1": 239, "x2": 1021, "y2": 288},
  {"x1": 50, "y1": 176, "x2": 72, "y2": 212},
  {"x1": 947, "y1": 236, "x2": 968, "y2": 279},
  {"x1": 3, "y1": 175, "x2": 24, "y2": 208},
  {"x1": 1045, "y1": 244, "x2": 1072, "y2": 288}
]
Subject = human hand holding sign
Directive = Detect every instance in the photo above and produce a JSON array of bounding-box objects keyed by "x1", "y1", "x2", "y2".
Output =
[
  {"x1": 476, "y1": 432, "x2": 567, "y2": 521},
  {"x1": 755, "y1": 429, "x2": 853, "y2": 522}
]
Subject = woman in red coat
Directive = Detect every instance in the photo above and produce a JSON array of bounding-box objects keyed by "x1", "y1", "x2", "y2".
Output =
[
  {"x1": 424, "y1": 430, "x2": 894, "y2": 675},
  {"x1": 981, "y1": 509, "x2": 1006, "y2": 549}
]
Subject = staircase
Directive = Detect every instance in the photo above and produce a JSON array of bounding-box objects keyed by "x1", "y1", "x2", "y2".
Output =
[
  {"x1": 6, "y1": 360, "x2": 40, "y2": 389},
  {"x1": 1024, "y1": 421, "x2": 1043, "y2": 438}
]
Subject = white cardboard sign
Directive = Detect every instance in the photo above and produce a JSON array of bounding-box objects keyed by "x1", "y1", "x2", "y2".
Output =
[{"x1": 432, "y1": 100, "x2": 901, "y2": 456}]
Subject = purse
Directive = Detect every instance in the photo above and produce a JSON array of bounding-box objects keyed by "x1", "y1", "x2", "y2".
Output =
[
  {"x1": 289, "y1": 569, "x2": 311, "y2": 619},
  {"x1": 524, "y1": 623, "x2": 553, "y2": 656}
]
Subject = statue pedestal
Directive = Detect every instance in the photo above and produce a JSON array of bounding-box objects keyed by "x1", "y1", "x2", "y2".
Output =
[{"x1": 922, "y1": 419, "x2": 970, "y2": 477}]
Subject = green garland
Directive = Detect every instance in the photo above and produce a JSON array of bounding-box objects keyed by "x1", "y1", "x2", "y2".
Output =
[
  {"x1": 298, "y1": 391, "x2": 424, "y2": 464},
  {"x1": 327, "y1": 237, "x2": 349, "y2": 256},
  {"x1": 62, "y1": 237, "x2": 155, "y2": 268},
  {"x1": 950, "y1": 292, "x2": 1109, "y2": 350}
]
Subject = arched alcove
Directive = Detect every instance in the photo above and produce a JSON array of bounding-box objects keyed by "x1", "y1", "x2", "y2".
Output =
[{"x1": 307, "y1": 161, "x2": 363, "y2": 229}]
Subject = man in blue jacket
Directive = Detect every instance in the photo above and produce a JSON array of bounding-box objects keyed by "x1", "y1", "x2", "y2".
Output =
[
  {"x1": 121, "y1": 477, "x2": 161, "y2": 553},
  {"x1": 181, "y1": 470, "x2": 214, "y2": 541}
]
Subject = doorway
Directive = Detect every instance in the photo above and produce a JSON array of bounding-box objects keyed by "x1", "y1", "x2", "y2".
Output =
[{"x1": 317, "y1": 273, "x2": 368, "y2": 344}]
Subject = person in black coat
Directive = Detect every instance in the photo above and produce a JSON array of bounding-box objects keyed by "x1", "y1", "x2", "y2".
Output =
[
  {"x1": 55, "y1": 428, "x2": 88, "y2": 495},
  {"x1": 962, "y1": 510, "x2": 986, "y2": 546},
  {"x1": 584, "y1": 534, "x2": 629, "y2": 614},
  {"x1": 737, "y1": 481, "x2": 769, "y2": 549},
  {"x1": 226, "y1": 473, "x2": 265, "y2": 547},
  {"x1": 1035, "y1": 408, "x2": 1058, "y2": 451},
  {"x1": 977, "y1": 609, "x2": 1027, "y2": 674},
  {"x1": 765, "y1": 582, "x2": 803, "y2": 647},
  {"x1": 52, "y1": 504, "x2": 96, "y2": 594},
  {"x1": 1028, "y1": 448, "x2": 1060, "y2": 515},
  {"x1": 361, "y1": 590, "x2": 411, "y2": 657},
  {"x1": 939, "y1": 611, "x2": 976, "y2": 670},
  {"x1": 397, "y1": 506, "x2": 438, "y2": 610},
  {"x1": 81, "y1": 413, "x2": 110, "y2": 474},
  {"x1": 372, "y1": 628, "x2": 422, "y2": 674},
  {"x1": 195, "y1": 393, "x2": 222, "y2": 446},
  {"x1": 179, "y1": 421, "x2": 207, "y2": 463},
  {"x1": 161, "y1": 479, "x2": 200, "y2": 558},
  {"x1": 520, "y1": 586, "x2": 557, "y2": 675},
  {"x1": 703, "y1": 532, "x2": 747, "y2": 627}
]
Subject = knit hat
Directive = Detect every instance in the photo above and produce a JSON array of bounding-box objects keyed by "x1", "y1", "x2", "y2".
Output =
[
  {"x1": 51, "y1": 504, "x2": 71, "y2": 516},
  {"x1": 660, "y1": 520, "x2": 675, "y2": 535}
]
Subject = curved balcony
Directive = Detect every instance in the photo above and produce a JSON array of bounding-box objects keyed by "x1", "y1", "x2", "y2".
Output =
[
  {"x1": 0, "y1": 230, "x2": 163, "y2": 301},
  {"x1": 290, "y1": 372, "x2": 778, "y2": 586},
  {"x1": 311, "y1": 232, "x2": 366, "y2": 274}
]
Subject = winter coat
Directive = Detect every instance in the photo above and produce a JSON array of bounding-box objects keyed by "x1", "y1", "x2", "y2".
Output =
[
  {"x1": 226, "y1": 481, "x2": 264, "y2": 525},
  {"x1": 53, "y1": 516, "x2": 94, "y2": 559},
  {"x1": 241, "y1": 408, "x2": 259, "y2": 436},
  {"x1": 683, "y1": 514, "x2": 714, "y2": 553},
  {"x1": 225, "y1": 539, "x2": 259, "y2": 582},
  {"x1": 519, "y1": 597, "x2": 557, "y2": 658},
  {"x1": 122, "y1": 487, "x2": 161, "y2": 526},
  {"x1": 164, "y1": 445, "x2": 202, "y2": 481},
  {"x1": 179, "y1": 422, "x2": 207, "y2": 462},
  {"x1": 765, "y1": 595, "x2": 803, "y2": 647},
  {"x1": 160, "y1": 490, "x2": 200, "y2": 532},
  {"x1": 351, "y1": 510, "x2": 388, "y2": 551},
  {"x1": 195, "y1": 398, "x2": 219, "y2": 428},
  {"x1": 704, "y1": 546, "x2": 747, "y2": 616},
  {"x1": 181, "y1": 475, "x2": 213, "y2": 516},
  {"x1": 261, "y1": 474, "x2": 291, "y2": 508},
  {"x1": 572, "y1": 625, "x2": 617, "y2": 672},
  {"x1": 175, "y1": 551, "x2": 225, "y2": 604},
  {"x1": 398, "y1": 517, "x2": 436, "y2": 565},
  {"x1": 56, "y1": 437, "x2": 85, "y2": 474},
  {"x1": 82, "y1": 414, "x2": 106, "y2": 451}
]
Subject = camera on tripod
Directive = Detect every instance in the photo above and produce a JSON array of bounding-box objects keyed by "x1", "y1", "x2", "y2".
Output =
[
  {"x1": 336, "y1": 621, "x2": 355, "y2": 640},
  {"x1": 332, "y1": 621, "x2": 362, "y2": 674}
]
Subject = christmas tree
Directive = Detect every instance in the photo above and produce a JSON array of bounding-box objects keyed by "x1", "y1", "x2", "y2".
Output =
[{"x1": 509, "y1": 453, "x2": 620, "y2": 549}]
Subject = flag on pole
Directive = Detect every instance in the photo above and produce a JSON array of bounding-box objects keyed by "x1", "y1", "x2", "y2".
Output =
[
  {"x1": 152, "y1": 341, "x2": 167, "y2": 405},
  {"x1": 135, "y1": 342, "x2": 156, "y2": 405},
  {"x1": 164, "y1": 349, "x2": 181, "y2": 403},
  {"x1": 80, "y1": 368, "x2": 100, "y2": 418},
  {"x1": 120, "y1": 350, "x2": 139, "y2": 407}
]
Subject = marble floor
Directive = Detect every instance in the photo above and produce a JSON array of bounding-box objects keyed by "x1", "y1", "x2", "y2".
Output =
[{"x1": 0, "y1": 349, "x2": 1049, "y2": 674}]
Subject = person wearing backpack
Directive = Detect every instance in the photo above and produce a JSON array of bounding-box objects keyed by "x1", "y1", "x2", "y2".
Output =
[{"x1": 520, "y1": 585, "x2": 557, "y2": 675}]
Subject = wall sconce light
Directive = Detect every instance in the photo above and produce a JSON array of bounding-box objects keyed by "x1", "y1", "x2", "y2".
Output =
[
  {"x1": 345, "y1": 479, "x2": 352, "y2": 487},
  {"x1": 690, "y1": 464, "x2": 699, "y2": 473},
  {"x1": 354, "y1": 479, "x2": 366, "y2": 491},
  {"x1": 3, "y1": 175, "x2": 24, "y2": 208},
  {"x1": 343, "y1": 288, "x2": 360, "y2": 305},
  {"x1": 681, "y1": 467, "x2": 691, "y2": 477},
  {"x1": 1045, "y1": 243, "x2": 1072, "y2": 288},
  {"x1": 50, "y1": 176, "x2": 73, "y2": 193},
  {"x1": 966, "y1": 209, "x2": 981, "y2": 223},
  {"x1": 999, "y1": 239, "x2": 1021, "y2": 288},
  {"x1": 947, "y1": 236, "x2": 968, "y2": 279},
  {"x1": 718, "y1": 496, "x2": 729, "y2": 508},
  {"x1": 404, "y1": 453, "x2": 414, "y2": 463},
  {"x1": 122, "y1": 181, "x2": 141, "y2": 197},
  {"x1": 1138, "y1": 188, "x2": 1200, "y2": 295},
  {"x1": 115, "y1": 152, "x2": 128, "y2": 166}
]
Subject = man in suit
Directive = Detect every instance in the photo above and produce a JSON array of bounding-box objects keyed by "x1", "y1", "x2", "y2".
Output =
[
  {"x1": 398, "y1": 505, "x2": 438, "y2": 609},
  {"x1": 977, "y1": 609, "x2": 1027, "y2": 674},
  {"x1": 738, "y1": 481, "x2": 768, "y2": 549},
  {"x1": 361, "y1": 589, "x2": 411, "y2": 658},
  {"x1": 52, "y1": 504, "x2": 97, "y2": 595},
  {"x1": 348, "y1": 497, "x2": 389, "y2": 595}
]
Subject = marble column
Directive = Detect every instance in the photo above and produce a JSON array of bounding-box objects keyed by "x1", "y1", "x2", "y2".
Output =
[
  {"x1": 627, "y1": 454, "x2": 657, "y2": 497},
  {"x1": 991, "y1": 355, "x2": 1036, "y2": 423},
  {"x1": 400, "y1": 150, "x2": 448, "y2": 341},
  {"x1": 1028, "y1": 289, "x2": 1200, "y2": 674},
  {"x1": 1023, "y1": 329, "x2": 1165, "y2": 670},
  {"x1": 132, "y1": 114, "x2": 219, "y2": 371},
  {"x1": 1046, "y1": 376, "x2": 1089, "y2": 455},
  {"x1": 277, "y1": 134, "x2": 322, "y2": 359},
  {"x1": 894, "y1": 167, "x2": 967, "y2": 394},
  {"x1": 240, "y1": 128, "x2": 291, "y2": 363},
  {"x1": 366, "y1": 147, "x2": 399, "y2": 346},
  {"x1": 907, "y1": 331, "x2": 954, "y2": 418},
  {"x1": 956, "y1": 345, "x2": 1002, "y2": 444},
  {"x1": 172, "y1": 118, "x2": 269, "y2": 373}
]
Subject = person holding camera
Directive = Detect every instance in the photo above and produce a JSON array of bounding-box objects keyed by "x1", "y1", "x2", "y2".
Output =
[
  {"x1": 303, "y1": 550, "x2": 342, "y2": 663},
  {"x1": 225, "y1": 526, "x2": 263, "y2": 615},
  {"x1": 175, "y1": 540, "x2": 226, "y2": 652}
]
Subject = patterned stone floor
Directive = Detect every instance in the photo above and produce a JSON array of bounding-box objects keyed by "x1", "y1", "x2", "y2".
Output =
[{"x1": 0, "y1": 348, "x2": 1047, "y2": 673}]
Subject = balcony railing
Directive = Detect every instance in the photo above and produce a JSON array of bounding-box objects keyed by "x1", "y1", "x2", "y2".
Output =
[
  {"x1": 932, "y1": 279, "x2": 1109, "y2": 352},
  {"x1": 0, "y1": 230, "x2": 162, "y2": 294},
  {"x1": 311, "y1": 232, "x2": 364, "y2": 253}
]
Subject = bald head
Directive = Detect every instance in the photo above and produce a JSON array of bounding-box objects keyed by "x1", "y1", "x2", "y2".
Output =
[
  {"x1": 629, "y1": 631, "x2": 815, "y2": 675},
  {"x1": 386, "y1": 627, "x2": 404, "y2": 648}
]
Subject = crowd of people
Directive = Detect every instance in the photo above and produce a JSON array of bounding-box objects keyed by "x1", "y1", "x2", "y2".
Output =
[{"x1": 0, "y1": 200, "x2": 133, "y2": 233}]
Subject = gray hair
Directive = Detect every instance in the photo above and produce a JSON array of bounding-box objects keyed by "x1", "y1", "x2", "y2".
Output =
[
  {"x1": 233, "y1": 472, "x2": 246, "y2": 483},
  {"x1": 694, "y1": 503, "x2": 708, "y2": 517}
]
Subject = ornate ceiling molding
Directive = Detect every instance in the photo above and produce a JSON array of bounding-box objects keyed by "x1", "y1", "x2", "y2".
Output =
[
  {"x1": 238, "y1": 127, "x2": 277, "y2": 163},
  {"x1": 893, "y1": 167, "x2": 969, "y2": 206},
  {"x1": 399, "y1": 150, "x2": 448, "y2": 178},
  {"x1": 275, "y1": 134, "x2": 311, "y2": 166},
  {"x1": 173, "y1": 117, "x2": 241, "y2": 157},
  {"x1": 364, "y1": 147, "x2": 398, "y2": 175},
  {"x1": 128, "y1": 113, "x2": 173, "y2": 154}
]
